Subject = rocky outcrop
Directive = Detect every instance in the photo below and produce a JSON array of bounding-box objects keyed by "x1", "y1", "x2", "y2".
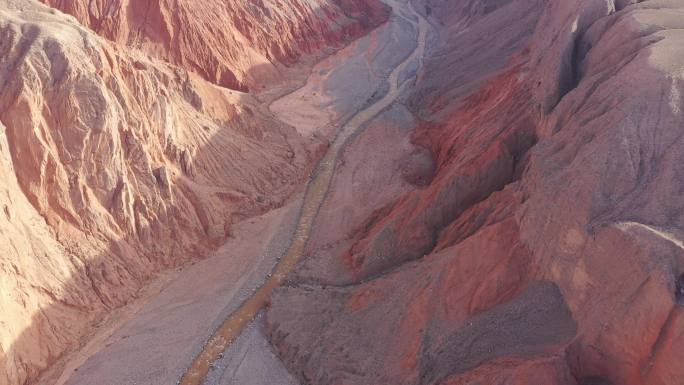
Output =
[
  {"x1": 0, "y1": 0, "x2": 388, "y2": 383},
  {"x1": 40, "y1": 0, "x2": 390, "y2": 91},
  {"x1": 266, "y1": 0, "x2": 684, "y2": 384}
]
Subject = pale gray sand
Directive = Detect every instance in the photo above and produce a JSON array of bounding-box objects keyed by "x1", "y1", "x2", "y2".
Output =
[
  {"x1": 59, "y1": 193, "x2": 304, "y2": 385},
  {"x1": 192, "y1": 1, "x2": 429, "y2": 383},
  {"x1": 270, "y1": 1, "x2": 419, "y2": 140},
  {"x1": 202, "y1": 315, "x2": 298, "y2": 385},
  {"x1": 47, "y1": 1, "x2": 425, "y2": 384}
]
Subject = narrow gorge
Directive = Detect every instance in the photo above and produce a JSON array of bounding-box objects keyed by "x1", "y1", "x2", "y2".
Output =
[{"x1": 1, "y1": 0, "x2": 683, "y2": 385}]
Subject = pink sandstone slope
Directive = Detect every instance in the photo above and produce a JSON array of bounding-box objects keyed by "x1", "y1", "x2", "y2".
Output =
[
  {"x1": 41, "y1": 0, "x2": 390, "y2": 91},
  {"x1": 0, "y1": 0, "x2": 386, "y2": 384}
]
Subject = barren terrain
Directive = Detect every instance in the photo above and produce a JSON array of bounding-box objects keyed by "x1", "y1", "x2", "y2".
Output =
[
  {"x1": 2, "y1": 0, "x2": 684, "y2": 384},
  {"x1": 23, "y1": 1, "x2": 422, "y2": 384}
]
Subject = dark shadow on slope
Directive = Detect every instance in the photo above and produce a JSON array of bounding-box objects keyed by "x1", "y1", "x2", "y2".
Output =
[
  {"x1": 0, "y1": 4, "x2": 393, "y2": 384},
  {"x1": 419, "y1": 281, "x2": 577, "y2": 385}
]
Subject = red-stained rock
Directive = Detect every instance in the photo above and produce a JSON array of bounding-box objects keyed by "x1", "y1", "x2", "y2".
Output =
[
  {"x1": 330, "y1": 64, "x2": 538, "y2": 285},
  {"x1": 267, "y1": 219, "x2": 576, "y2": 385},
  {"x1": 266, "y1": 0, "x2": 684, "y2": 384},
  {"x1": 3, "y1": 0, "x2": 684, "y2": 382},
  {"x1": 0, "y1": 0, "x2": 388, "y2": 383},
  {"x1": 40, "y1": 0, "x2": 390, "y2": 91}
]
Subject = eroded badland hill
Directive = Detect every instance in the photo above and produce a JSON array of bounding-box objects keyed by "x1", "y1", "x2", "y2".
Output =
[{"x1": 1, "y1": 0, "x2": 683, "y2": 384}]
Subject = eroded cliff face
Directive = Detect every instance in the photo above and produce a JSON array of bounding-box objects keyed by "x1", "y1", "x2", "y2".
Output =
[
  {"x1": 40, "y1": 0, "x2": 390, "y2": 91},
  {"x1": 0, "y1": 0, "x2": 387, "y2": 384},
  {"x1": 266, "y1": 0, "x2": 684, "y2": 384}
]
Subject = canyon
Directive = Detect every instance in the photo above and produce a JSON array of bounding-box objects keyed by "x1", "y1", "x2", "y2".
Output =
[{"x1": 1, "y1": 0, "x2": 683, "y2": 385}]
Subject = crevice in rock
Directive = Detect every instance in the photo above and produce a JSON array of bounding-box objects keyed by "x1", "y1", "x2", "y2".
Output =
[
  {"x1": 675, "y1": 273, "x2": 684, "y2": 305},
  {"x1": 615, "y1": 0, "x2": 645, "y2": 11},
  {"x1": 344, "y1": 121, "x2": 540, "y2": 286},
  {"x1": 505, "y1": 121, "x2": 539, "y2": 181},
  {"x1": 555, "y1": 30, "x2": 585, "y2": 109},
  {"x1": 430, "y1": 124, "x2": 538, "y2": 249}
]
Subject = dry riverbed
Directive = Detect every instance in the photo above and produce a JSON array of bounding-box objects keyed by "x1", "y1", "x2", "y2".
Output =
[{"x1": 43, "y1": 1, "x2": 428, "y2": 384}]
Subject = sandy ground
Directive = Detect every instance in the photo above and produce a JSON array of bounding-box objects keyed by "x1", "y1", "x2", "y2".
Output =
[
  {"x1": 55, "y1": 193, "x2": 303, "y2": 385},
  {"x1": 44, "y1": 1, "x2": 427, "y2": 384},
  {"x1": 194, "y1": 1, "x2": 429, "y2": 383},
  {"x1": 200, "y1": 98, "x2": 422, "y2": 385},
  {"x1": 202, "y1": 314, "x2": 298, "y2": 385},
  {"x1": 39, "y1": 269, "x2": 182, "y2": 385},
  {"x1": 270, "y1": 3, "x2": 418, "y2": 139}
]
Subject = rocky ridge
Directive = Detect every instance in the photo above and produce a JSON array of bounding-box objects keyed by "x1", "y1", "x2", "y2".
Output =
[
  {"x1": 266, "y1": 0, "x2": 684, "y2": 384},
  {"x1": 41, "y1": 0, "x2": 390, "y2": 91},
  {"x1": 0, "y1": 0, "x2": 387, "y2": 384}
]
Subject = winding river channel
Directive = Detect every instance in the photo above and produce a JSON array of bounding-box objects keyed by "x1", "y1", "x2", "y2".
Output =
[{"x1": 179, "y1": 1, "x2": 429, "y2": 384}]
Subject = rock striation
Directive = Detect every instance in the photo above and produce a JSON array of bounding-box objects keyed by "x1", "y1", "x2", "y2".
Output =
[
  {"x1": 266, "y1": 0, "x2": 684, "y2": 384},
  {"x1": 3, "y1": 0, "x2": 684, "y2": 383},
  {"x1": 0, "y1": 0, "x2": 386, "y2": 384},
  {"x1": 40, "y1": 0, "x2": 390, "y2": 91}
]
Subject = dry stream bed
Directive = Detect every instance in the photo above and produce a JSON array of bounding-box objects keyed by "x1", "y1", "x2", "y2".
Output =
[{"x1": 45, "y1": 1, "x2": 429, "y2": 384}]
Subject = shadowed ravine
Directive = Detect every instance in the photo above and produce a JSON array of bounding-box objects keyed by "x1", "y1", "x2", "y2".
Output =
[{"x1": 178, "y1": 1, "x2": 429, "y2": 384}]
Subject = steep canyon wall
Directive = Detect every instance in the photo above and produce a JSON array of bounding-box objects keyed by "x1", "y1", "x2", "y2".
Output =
[
  {"x1": 266, "y1": 0, "x2": 684, "y2": 384},
  {"x1": 0, "y1": 0, "x2": 387, "y2": 384}
]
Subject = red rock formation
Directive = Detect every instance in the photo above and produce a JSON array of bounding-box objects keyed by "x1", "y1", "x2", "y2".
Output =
[
  {"x1": 266, "y1": 0, "x2": 684, "y2": 384},
  {"x1": 4, "y1": 0, "x2": 684, "y2": 382},
  {"x1": 0, "y1": 0, "x2": 386, "y2": 384},
  {"x1": 41, "y1": 0, "x2": 389, "y2": 91}
]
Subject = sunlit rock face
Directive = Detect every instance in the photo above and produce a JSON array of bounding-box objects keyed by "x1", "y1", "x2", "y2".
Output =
[
  {"x1": 3, "y1": 0, "x2": 684, "y2": 383},
  {"x1": 0, "y1": 0, "x2": 387, "y2": 384},
  {"x1": 40, "y1": 0, "x2": 390, "y2": 91},
  {"x1": 266, "y1": 0, "x2": 684, "y2": 384}
]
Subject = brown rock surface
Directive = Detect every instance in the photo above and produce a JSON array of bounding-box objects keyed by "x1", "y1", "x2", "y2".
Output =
[
  {"x1": 40, "y1": 0, "x2": 390, "y2": 91},
  {"x1": 266, "y1": 0, "x2": 684, "y2": 384}
]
